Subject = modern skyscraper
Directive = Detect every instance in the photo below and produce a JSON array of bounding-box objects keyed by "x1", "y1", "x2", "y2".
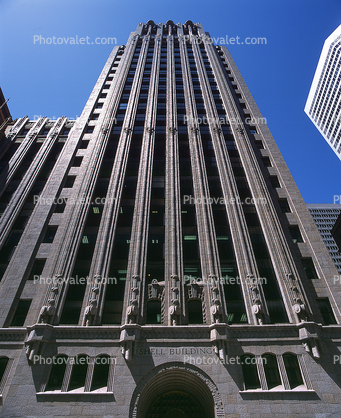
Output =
[
  {"x1": 305, "y1": 24, "x2": 341, "y2": 161},
  {"x1": 308, "y1": 204, "x2": 341, "y2": 274},
  {"x1": 0, "y1": 20, "x2": 341, "y2": 417}
]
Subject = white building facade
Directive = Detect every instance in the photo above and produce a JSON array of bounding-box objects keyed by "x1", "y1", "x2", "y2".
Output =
[{"x1": 305, "y1": 24, "x2": 341, "y2": 160}]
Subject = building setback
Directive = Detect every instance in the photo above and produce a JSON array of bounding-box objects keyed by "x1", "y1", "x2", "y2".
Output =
[
  {"x1": 0, "y1": 20, "x2": 340, "y2": 417},
  {"x1": 305, "y1": 24, "x2": 341, "y2": 161}
]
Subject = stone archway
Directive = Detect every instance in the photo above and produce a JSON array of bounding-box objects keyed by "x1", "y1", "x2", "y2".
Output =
[
  {"x1": 146, "y1": 390, "x2": 206, "y2": 417},
  {"x1": 129, "y1": 362, "x2": 224, "y2": 418}
]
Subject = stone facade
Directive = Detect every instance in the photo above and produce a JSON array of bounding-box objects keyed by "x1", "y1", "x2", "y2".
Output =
[{"x1": 0, "y1": 20, "x2": 340, "y2": 417}]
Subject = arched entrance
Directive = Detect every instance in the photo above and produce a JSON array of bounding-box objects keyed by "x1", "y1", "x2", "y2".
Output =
[
  {"x1": 130, "y1": 362, "x2": 224, "y2": 418},
  {"x1": 146, "y1": 390, "x2": 206, "y2": 417}
]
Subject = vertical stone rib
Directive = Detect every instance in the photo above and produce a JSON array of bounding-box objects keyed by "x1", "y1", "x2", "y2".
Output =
[
  {"x1": 165, "y1": 24, "x2": 183, "y2": 325},
  {"x1": 0, "y1": 117, "x2": 67, "y2": 248},
  {"x1": 80, "y1": 29, "x2": 152, "y2": 326},
  {"x1": 179, "y1": 25, "x2": 222, "y2": 325},
  {"x1": 125, "y1": 24, "x2": 161, "y2": 324},
  {"x1": 204, "y1": 36, "x2": 309, "y2": 323},
  {"x1": 193, "y1": 27, "x2": 268, "y2": 325},
  {"x1": 38, "y1": 43, "x2": 136, "y2": 325},
  {"x1": 0, "y1": 117, "x2": 47, "y2": 197},
  {"x1": 0, "y1": 116, "x2": 28, "y2": 160}
]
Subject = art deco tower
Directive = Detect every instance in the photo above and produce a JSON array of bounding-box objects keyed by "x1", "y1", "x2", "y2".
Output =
[{"x1": 0, "y1": 20, "x2": 340, "y2": 418}]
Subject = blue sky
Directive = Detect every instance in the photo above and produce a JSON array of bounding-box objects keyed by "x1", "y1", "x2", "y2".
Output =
[{"x1": 1, "y1": 0, "x2": 340, "y2": 203}]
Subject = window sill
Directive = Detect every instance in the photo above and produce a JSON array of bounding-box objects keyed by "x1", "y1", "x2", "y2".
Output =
[
  {"x1": 239, "y1": 388, "x2": 318, "y2": 400},
  {"x1": 36, "y1": 391, "x2": 115, "y2": 401},
  {"x1": 239, "y1": 388, "x2": 314, "y2": 393}
]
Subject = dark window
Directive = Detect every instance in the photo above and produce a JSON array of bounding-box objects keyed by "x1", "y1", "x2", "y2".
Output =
[
  {"x1": 262, "y1": 156, "x2": 272, "y2": 167},
  {"x1": 72, "y1": 156, "x2": 83, "y2": 167},
  {"x1": 262, "y1": 354, "x2": 282, "y2": 389},
  {"x1": 316, "y1": 298, "x2": 337, "y2": 325},
  {"x1": 301, "y1": 258, "x2": 319, "y2": 280},
  {"x1": 46, "y1": 355, "x2": 68, "y2": 391},
  {"x1": 68, "y1": 355, "x2": 89, "y2": 391},
  {"x1": 146, "y1": 300, "x2": 161, "y2": 324},
  {"x1": 79, "y1": 140, "x2": 89, "y2": 149},
  {"x1": 0, "y1": 357, "x2": 9, "y2": 386},
  {"x1": 86, "y1": 126, "x2": 94, "y2": 133},
  {"x1": 10, "y1": 300, "x2": 31, "y2": 326},
  {"x1": 288, "y1": 226, "x2": 303, "y2": 243},
  {"x1": 283, "y1": 354, "x2": 304, "y2": 389},
  {"x1": 188, "y1": 299, "x2": 203, "y2": 324},
  {"x1": 42, "y1": 226, "x2": 58, "y2": 243},
  {"x1": 64, "y1": 176, "x2": 76, "y2": 188},
  {"x1": 241, "y1": 354, "x2": 261, "y2": 390},
  {"x1": 55, "y1": 200, "x2": 66, "y2": 213},
  {"x1": 91, "y1": 355, "x2": 111, "y2": 391},
  {"x1": 28, "y1": 259, "x2": 46, "y2": 281},
  {"x1": 278, "y1": 198, "x2": 291, "y2": 213},
  {"x1": 269, "y1": 175, "x2": 280, "y2": 188}
]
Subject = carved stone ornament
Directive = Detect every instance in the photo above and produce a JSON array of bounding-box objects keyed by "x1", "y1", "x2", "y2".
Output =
[{"x1": 38, "y1": 284, "x2": 59, "y2": 324}]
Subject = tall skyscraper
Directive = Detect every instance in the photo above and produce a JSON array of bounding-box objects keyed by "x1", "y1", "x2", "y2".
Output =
[
  {"x1": 308, "y1": 204, "x2": 341, "y2": 274},
  {"x1": 0, "y1": 20, "x2": 340, "y2": 417},
  {"x1": 305, "y1": 24, "x2": 341, "y2": 161}
]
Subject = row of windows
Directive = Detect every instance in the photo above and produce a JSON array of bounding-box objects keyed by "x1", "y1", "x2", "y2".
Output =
[
  {"x1": 241, "y1": 353, "x2": 305, "y2": 391},
  {"x1": 45, "y1": 354, "x2": 114, "y2": 393}
]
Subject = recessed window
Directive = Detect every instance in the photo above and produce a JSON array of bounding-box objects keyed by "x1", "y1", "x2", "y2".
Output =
[
  {"x1": 269, "y1": 175, "x2": 280, "y2": 188},
  {"x1": 146, "y1": 300, "x2": 162, "y2": 324},
  {"x1": 188, "y1": 299, "x2": 203, "y2": 324},
  {"x1": 254, "y1": 140, "x2": 264, "y2": 149},
  {"x1": 301, "y1": 258, "x2": 319, "y2": 280},
  {"x1": 10, "y1": 300, "x2": 31, "y2": 326},
  {"x1": 42, "y1": 226, "x2": 58, "y2": 244},
  {"x1": 27, "y1": 259, "x2": 46, "y2": 281},
  {"x1": 288, "y1": 226, "x2": 303, "y2": 243},
  {"x1": 86, "y1": 126, "x2": 94, "y2": 133},
  {"x1": 95, "y1": 103, "x2": 103, "y2": 109},
  {"x1": 64, "y1": 176, "x2": 76, "y2": 188},
  {"x1": 261, "y1": 156, "x2": 272, "y2": 167},
  {"x1": 91, "y1": 355, "x2": 111, "y2": 391},
  {"x1": 262, "y1": 354, "x2": 282, "y2": 389},
  {"x1": 316, "y1": 298, "x2": 337, "y2": 325},
  {"x1": 283, "y1": 354, "x2": 304, "y2": 389},
  {"x1": 278, "y1": 198, "x2": 291, "y2": 213},
  {"x1": 55, "y1": 200, "x2": 67, "y2": 213},
  {"x1": 68, "y1": 355, "x2": 89, "y2": 391},
  {"x1": 46, "y1": 355, "x2": 68, "y2": 391},
  {"x1": 0, "y1": 357, "x2": 9, "y2": 386},
  {"x1": 79, "y1": 140, "x2": 89, "y2": 149},
  {"x1": 241, "y1": 354, "x2": 261, "y2": 390},
  {"x1": 72, "y1": 156, "x2": 83, "y2": 167}
]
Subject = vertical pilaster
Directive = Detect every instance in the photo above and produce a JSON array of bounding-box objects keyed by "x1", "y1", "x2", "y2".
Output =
[
  {"x1": 124, "y1": 23, "x2": 161, "y2": 325},
  {"x1": 0, "y1": 117, "x2": 47, "y2": 197},
  {"x1": 192, "y1": 28, "x2": 268, "y2": 325},
  {"x1": 203, "y1": 34, "x2": 310, "y2": 324},
  {"x1": 0, "y1": 116, "x2": 28, "y2": 160},
  {"x1": 178, "y1": 24, "x2": 223, "y2": 325},
  {"x1": 80, "y1": 26, "x2": 153, "y2": 327},
  {"x1": 165, "y1": 24, "x2": 183, "y2": 325},
  {"x1": 0, "y1": 117, "x2": 67, "y2": 248},
  {"x1": 37, "y1": 43, "x2": 135, "y2": 325}
]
